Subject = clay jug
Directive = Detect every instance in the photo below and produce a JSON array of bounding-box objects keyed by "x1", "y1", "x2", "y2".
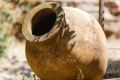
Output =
[{"x1": 22, "y1": 2, "x2": 108, "y2": 80}]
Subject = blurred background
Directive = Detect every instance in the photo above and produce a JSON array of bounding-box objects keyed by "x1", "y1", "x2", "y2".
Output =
[{"x1": 0, "y1": 0, "x2": 120, "y2": 79}]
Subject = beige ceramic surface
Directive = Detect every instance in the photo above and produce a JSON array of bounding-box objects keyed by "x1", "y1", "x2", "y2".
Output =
[{"x1": 22, "y1": 2, "x2": 108, "y2": 80}]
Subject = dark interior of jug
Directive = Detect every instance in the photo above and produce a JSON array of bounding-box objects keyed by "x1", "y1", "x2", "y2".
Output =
[{"x1": 31, "y1": 8, "x2": 56, "y2": 36}]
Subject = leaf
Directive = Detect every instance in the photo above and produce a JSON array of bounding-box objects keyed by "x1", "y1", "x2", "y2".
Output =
[
  {"x1": 77, "y1": 66, "x2": 81, "y2": 71},
  {"x1": 30, "y1": 72, "x2": 35, "y2": 77},
  {"x1": 18, "y1": 0, "x2": 24, "y2": 5},
  {"x1": 76, "y1": 66, "x2": 84, "y2": 80}
]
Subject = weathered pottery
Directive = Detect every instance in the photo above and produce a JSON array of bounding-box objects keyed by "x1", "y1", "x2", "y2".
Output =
[{"x1": 22, "y1": 2, "x2": 108, "y2": 80}]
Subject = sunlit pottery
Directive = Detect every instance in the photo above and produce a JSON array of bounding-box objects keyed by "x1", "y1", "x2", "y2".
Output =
[{"x1": 22, "y1": 2, "x2": 108, "y2": 80}]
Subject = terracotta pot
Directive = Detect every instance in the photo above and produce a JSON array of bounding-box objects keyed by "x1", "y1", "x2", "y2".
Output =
[{"x1": 22, "y1": 2, "x2": 108, "y2": 80}]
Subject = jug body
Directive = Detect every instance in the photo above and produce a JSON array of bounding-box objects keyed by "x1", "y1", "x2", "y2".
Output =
[{"x1": 22, "y1": 2, "x2": 108, "y2": 80}]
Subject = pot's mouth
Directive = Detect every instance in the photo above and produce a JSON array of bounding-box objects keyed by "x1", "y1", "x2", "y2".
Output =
[
  {"x1": 22, "y1": 2, "x2": 65, "y2": 43},
  {"x1": 31, "y1": 8, "x2": 56, "y2": 36}
]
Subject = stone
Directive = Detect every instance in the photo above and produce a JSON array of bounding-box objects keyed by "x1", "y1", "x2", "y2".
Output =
[
  {"x1": 104, "y1": 7, "x2": 116, "y2": 21},
  {"x1": 110, "y1": 7, "x2": 120, "y2": 16},
  {"x1": 105, "y1": 0, "x2": 120, "y2": 8}
]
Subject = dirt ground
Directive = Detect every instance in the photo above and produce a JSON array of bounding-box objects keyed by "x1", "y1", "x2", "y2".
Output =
[
  {"x1": 0, "y1": 34, "x2": 120, "y2": 80},
  {"x1": 0, "y1": 40, "x2": 32, "y2": 80}
]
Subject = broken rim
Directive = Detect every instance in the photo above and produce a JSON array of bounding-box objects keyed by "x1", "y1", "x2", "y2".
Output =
[{"x1": 22, "y1": 2, "x2": 65, "y2": 43}]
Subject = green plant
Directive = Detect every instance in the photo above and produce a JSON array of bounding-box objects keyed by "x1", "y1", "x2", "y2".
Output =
[
  {"x1": 106, "y1": 63, "x2": 111, "y2": 73},
  {"x1": 103, "y1": 63, "x2": 120, "y2": 78},
  {"x1": 0, "y1": 26, "x2": 7, "y2": 58},
  {"x1": 17, "y1": 71, "x2": 41, "y2": 80},
  {"x1": 76, "y1": 66, "x2": 84, "y2": 80},
  {"x1": 0, "y1": 0, "x2": 40, "y2": 40},
  {"x1": 0, "y1": 0, "x2": 40, "y2": 58}
]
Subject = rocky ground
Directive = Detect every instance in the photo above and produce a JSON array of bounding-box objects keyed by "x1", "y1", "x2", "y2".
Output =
[{"x1": 0, "y1": 40, "x2": 33, "y2": 80}]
